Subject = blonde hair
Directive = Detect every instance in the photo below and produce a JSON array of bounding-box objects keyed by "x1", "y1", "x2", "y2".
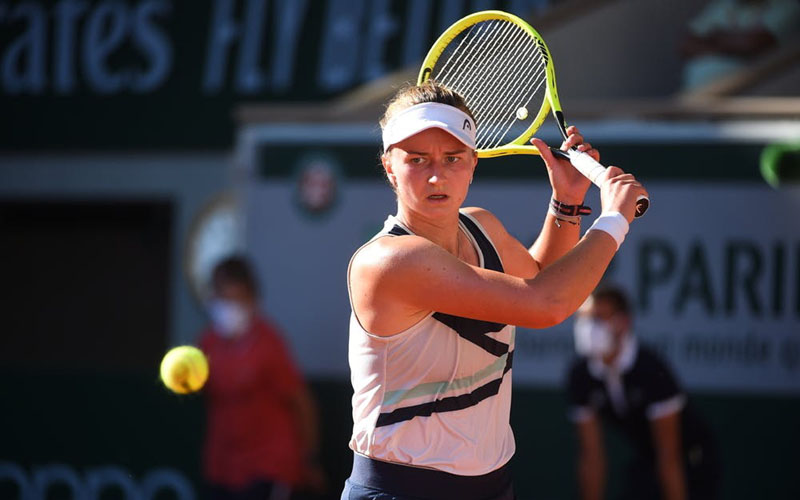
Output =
[{"x1": 380, "y1": 81, "x2": 476, "y2": 130}]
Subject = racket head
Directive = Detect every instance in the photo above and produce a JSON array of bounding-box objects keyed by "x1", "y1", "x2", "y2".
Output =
[{"x1": 418, "y1": 10, "x2": 558, "y2": 158}]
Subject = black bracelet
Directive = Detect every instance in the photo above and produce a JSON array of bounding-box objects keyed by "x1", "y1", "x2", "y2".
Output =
[{"x1": 550, "y1": 198, "x2": 592, "y2": 217}]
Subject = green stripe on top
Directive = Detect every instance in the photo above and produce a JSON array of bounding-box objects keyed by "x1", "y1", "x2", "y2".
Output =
[
  {"x1": 382, "y1": 352, "x2": 510, "y2": 407},
  {"x1": 257, "y1": 143, "x2": 770, "y2": 181}
]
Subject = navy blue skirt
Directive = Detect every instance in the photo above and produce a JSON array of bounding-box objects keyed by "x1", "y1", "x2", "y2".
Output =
[{"x1": 341, "y1": 453, "x2": 515, "y2": 500}]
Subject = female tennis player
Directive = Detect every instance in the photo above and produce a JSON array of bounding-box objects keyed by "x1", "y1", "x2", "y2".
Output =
[{"x1": 342, "y1": 82, "x2": 648, "y2": 500}]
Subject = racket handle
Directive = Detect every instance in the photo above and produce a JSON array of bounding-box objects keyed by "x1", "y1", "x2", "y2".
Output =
[
  {"x1": 550, "y1": 147, "x2": 649, "y2": 218},
  {"x1": 565, "y1": 148, "x2": 606, "y2": 186}
]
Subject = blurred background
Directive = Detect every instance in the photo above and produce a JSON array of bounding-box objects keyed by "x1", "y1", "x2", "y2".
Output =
[{"x1": 1, "y1": 0, "x2": 798, "y2": 499}]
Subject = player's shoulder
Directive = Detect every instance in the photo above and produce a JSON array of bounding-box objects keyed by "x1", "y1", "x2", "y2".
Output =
[
  {"x1": 350, "y1": 232, "x2": 446, "y2": 284},
  {"x1": 461, "y1": 206, "x2": 501, "y2": 225},
  {"x1": 461, "y1": 207, "x2": 509, "y2": 240},
  {"x1": 354, "y1": 232, "x2": 437, "y2": 263}
]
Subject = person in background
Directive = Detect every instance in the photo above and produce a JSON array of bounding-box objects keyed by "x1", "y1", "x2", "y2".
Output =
[
  {"x1": 566, "y1": 285, "x2": 720, "y2": 500},
  {"x1": 680, "y1": 0, "x2": 800, "y2": 90},
  {"x1": 200, "y1": 255, "x2": 324, "y2": 500}
]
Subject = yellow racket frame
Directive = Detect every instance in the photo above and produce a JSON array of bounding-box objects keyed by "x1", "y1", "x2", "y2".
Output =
[{"x1": 418, "y1": 10, "x2": 563, "y2": 159}]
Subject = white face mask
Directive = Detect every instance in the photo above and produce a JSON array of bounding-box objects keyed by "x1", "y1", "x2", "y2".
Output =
[
  {"x1": 573, "y1": 316, "x2": 614, "y2": 358},
  {"x1": 208, "y1": 299, "x2": 250, "y2": 338}
]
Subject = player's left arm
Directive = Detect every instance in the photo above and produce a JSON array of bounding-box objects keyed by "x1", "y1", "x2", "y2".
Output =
[
  {"x1": 464, "y1": 129, "x2": 599, "y2": 279},
  {"x1": 528, "y1": 126, "x2": 596, "y2": 269},
  {"x1": 650, "y1": 411, "x2": 688, "y2": 500}
]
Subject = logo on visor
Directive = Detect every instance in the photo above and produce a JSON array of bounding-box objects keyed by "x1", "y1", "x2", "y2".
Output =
[{"x1": 463, "y1": 119, "x2": 472, "y2": 131}]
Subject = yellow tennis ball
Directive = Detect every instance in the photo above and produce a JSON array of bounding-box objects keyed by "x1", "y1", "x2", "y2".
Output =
[{"x1": 160, "y1": 346, "x2": 209, "y2": 394}]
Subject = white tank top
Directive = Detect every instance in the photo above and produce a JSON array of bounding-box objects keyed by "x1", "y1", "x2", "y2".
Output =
[{"x1": 347, "y1": 211, "x2": 516, "y2": 476}]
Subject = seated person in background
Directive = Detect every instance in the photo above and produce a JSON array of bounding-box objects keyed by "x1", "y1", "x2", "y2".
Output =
[
  {"x1": 566, "y1": 286, "x2": 720, "y2": 500},
  {"x1": 200, "y1": 255, "x2": 325, "y2": 500},
  {"x1": 680, "y1": 0, "x2": 800, "y2": 90}
]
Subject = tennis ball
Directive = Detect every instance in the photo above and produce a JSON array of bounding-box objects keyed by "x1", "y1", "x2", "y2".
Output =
[
  {"x1": 516, "y1": 107, "x2": 528, "y2": 120},
  {"x1": 160, "y1": 346, "x2": 209, "y2": 394}
]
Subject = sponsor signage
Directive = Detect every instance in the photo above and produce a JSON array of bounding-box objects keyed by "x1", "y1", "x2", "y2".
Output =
[
  {"x1": 242, "y1": 135, "x2": 800, "y2": 394},
  {"x1": 0, "y1": 0, "x2": 545, "y2": 149}
]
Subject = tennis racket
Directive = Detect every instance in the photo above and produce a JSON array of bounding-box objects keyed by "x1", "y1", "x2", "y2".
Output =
[{"x1": 418, "y1": 10, "x2": 649, "y2": 217}]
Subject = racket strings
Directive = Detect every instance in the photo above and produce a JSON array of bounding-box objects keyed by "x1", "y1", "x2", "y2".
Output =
[
  {"x1": 439, "y1": 21, "x2": 517, "y2": 128},
  {"x1": 437, "y1": 23, "x2": 493, "y2": 84},
  {"x1": 430, "y1": 19, "x2": 548, "y2": 150},
  {"x1": 484, "y1": 50, "x2": 548, "y2": 148},
  {"x1": 472, "y1": 28, "x2": 545, "y2": 148},
  {"x1": 472, "y1": 27, "x2": 546, "y2": 148},
  {"x1": 438, "y1": 21, "x2": 510, "y2": 98},
  {"x1": 455, "y1": 22, "x2": 528, "y2": 137}
]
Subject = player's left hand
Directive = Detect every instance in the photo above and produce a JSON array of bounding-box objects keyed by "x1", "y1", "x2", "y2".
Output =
[{"x1": 531, "y1": 126, "x2": 596, "y2": 204}]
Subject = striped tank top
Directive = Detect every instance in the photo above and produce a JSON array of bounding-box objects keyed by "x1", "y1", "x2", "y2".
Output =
[{"x1": 347, "y1": 211, "x2": 516, "y2": 476}]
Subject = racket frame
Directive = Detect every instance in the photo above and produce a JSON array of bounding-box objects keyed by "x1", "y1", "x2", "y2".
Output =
[
  {"x1": 418, "y1": 10, "x2": 650, "y2": 217},
  {"x1": 418, "y1": 10, "x2": 558, "y2": 159}
]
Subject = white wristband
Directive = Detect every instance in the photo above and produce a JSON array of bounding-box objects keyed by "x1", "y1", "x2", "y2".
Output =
[{"x1": 587, "y1": 211, "x2": 629, "y2": 249}]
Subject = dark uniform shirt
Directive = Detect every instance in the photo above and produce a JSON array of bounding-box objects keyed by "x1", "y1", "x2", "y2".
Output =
[{"x1": 567, "y1": 337, "x2": 720, "y2": 499}]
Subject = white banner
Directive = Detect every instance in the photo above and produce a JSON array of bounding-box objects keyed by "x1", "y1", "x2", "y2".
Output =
[{"x1": 245, "y1": 161, "x2": 800, "y2": 394}]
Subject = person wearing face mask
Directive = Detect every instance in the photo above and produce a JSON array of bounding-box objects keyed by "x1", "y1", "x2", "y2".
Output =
[
  {"x1": 566, "y1": 285, "x2": 720, "y2": 500},
  {"x1": 198, "y1": 255, "x2": 325, "y2": 500}
]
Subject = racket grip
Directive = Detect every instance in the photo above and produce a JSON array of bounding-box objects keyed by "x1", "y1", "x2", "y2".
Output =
[
  {"x1": 566, "y1": 148, "x2": 606, "y2": 186},
  {"x1": 557, "y1": 148, "x2": 650, "y2": 218}
]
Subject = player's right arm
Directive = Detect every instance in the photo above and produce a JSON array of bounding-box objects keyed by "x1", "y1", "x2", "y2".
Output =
[
  {"x1": 576, "y1": 416, "x2": 606, "y2": 500},
  {"x1": 350, "y1": 226, "x2": 615, "y2": 335},
  {"x1": 351, "y1": 171, "x2": 644, "y2": 335},
  {"x1": 351, "y1": 163, "x2": 645, "y2": 335}
]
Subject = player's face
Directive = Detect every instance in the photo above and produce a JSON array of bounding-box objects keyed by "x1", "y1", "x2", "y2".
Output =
[{"x1": 383, "y1": 128, "x2": 477, "y2": 217}]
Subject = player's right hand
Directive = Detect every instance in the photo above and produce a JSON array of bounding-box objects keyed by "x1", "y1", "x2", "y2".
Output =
[{"x1": 597, "y1": 166, "x2": 648, "y2": 223}]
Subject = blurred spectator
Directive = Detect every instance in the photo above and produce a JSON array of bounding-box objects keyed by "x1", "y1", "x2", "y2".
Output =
[
  {"x1": 680, "y1": 0, "x2": 800, "y2": 90},
  {"x1": 199, "y1": 256, "x2": 325, "y2": 500},
  {"x1": 566, "y1": 286, "x2": 720, "y2": 500}
]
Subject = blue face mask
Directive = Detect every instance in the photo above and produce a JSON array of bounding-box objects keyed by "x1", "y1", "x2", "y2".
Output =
[
  {"x1": 573, "y1": 316, "x2": 613, "y2": 358},
  {"x1": 207, "y1": 299, "x2": 250, "y2": 338}
]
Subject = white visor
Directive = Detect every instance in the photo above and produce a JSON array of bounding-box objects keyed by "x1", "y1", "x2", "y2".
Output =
[{"x1": 382, "y1": 102, "x2": 476, "y2": 152}]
